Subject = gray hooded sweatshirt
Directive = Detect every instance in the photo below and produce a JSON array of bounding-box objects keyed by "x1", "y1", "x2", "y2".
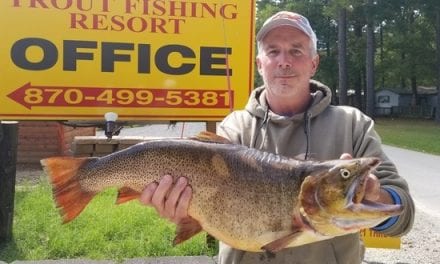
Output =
[{"x1": 216, "y1": 80, "x2": 415, "y2": 264}]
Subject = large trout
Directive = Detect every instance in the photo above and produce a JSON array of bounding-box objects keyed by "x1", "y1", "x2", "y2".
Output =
[{"x1": 41, "y1": 132, "x2": 403, "y2": 252}]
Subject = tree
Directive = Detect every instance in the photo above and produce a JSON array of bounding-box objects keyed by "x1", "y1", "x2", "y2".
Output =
[
  {"x1": 255, "y1": 0, "x2": 439, "y2": 118},
  {"x1": 365, "y1": 0, "x2": 375, "y2": 117},
  {"x1": 435, "y1": 7, "x2": 440, "y2": 122},
  {"x1": 338, "y1": 7, "x2": 348, "y2": 105}
]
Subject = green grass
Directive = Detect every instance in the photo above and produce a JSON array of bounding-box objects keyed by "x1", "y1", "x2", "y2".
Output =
[
  {"x1": 0, "y1": 178, "x2": 217, "y2": 262},
  {"x1": 374, "y1": 118, "x2": 440, "y2": 155}
]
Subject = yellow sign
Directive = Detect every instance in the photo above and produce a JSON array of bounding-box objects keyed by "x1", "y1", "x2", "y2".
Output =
[
  {"x1": 0, "y1": 0, "x2": 255, "y2": 121},
  {"x1": 360, "y1": 229, "x2": 401, "y2": 249}
]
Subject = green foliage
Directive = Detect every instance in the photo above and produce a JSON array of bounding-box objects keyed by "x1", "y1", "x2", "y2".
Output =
[
  {"x1": 256, "y1": 0, "x2": 439, "y2": 111},
  {"x1": 0, "y1": 180, "x2": 217, "y2": 262}
]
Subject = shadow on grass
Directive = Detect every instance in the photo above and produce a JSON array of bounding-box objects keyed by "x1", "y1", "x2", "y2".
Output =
[
  {"x1": 0, "y1": 188, "x2": 32, "y2": 262},
  {"x1": 0, "y1": 238, "x2": 25, "y2": 262}
]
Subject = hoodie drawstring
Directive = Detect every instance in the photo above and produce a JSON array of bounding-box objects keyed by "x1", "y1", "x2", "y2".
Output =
[
  {"x1": 252, "y1": 107, "x2": 270, "y2": 149},
  {"x1": 303, "y1": 111, "x2": 312, "y2": 160}
]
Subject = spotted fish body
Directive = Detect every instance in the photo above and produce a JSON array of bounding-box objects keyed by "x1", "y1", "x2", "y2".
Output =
[{"x1": 41, "y1": 132, "x2": 403, "y2": 252}]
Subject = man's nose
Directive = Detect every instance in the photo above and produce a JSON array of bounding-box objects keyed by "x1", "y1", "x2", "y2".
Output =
[{"x1": 278, "y1": 52, "x2": 291, "y2": 69}]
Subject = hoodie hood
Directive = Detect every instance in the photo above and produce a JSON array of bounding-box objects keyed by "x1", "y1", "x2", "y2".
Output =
[
  {"x1": 240, "y1": 80, "x2": 333, "y2": 159},
  {"x1": 244, "y1": 80, "x2": 332, "y2": 123}
]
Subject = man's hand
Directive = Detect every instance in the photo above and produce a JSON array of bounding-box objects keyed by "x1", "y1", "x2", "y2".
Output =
[
  {"x1": 139, "y1": 175, "x2": 192, "y2": 224},
  {"x1": 339, "y1": 153, "x2": 393, "y2": 205}
]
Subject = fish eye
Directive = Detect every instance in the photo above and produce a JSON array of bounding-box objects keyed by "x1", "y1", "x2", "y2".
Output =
[{"x1": 340, "y1": 168, "x2": 351, "y2": 179}]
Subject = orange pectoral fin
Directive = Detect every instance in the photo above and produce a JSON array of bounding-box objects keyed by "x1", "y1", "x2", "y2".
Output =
[
  {"x1": 173, "y1": 217, "x2": 203, "y2": 246},
  {"x1": 116, "y1": 187, "x2": 141, "y2": 204}
]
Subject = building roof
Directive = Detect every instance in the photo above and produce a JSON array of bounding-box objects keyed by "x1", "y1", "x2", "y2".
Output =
[{"x1": 378, "y1": 86, "x2": 438, "y2": 95}]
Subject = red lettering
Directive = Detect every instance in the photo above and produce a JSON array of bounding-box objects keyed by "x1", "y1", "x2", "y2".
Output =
[
  {"x1": 30, "y1": 0, "x2": 49, "y2": 8},
  {"x1": 70, "y1": 13, "x2": 88, "y2": 29},
  {"x1": 169, "y1": 18, "x2": 184, "y2": 34},
  {"x1": 70, "y1": 13, "x2": 182, "y2": 34},
  {"x1": 102, "y1": 0, "x2": 110, "y2": 12},
  {"x1": 13, "y1": 0, "x2": 110, "y2": 12},
  {"x1": 220, "y1": 4, "x2": 237, "y2": 19},
  {"x1": 127, "y1": 17, "x2": 147, "y2": 33},
  {"x1": 110, "y1": 15, "x2": 125, "y2": 31},
  {"x1": 51, "y1": 0, "x2": 73, "y2": 10},
  {"x1": 77, "y1": 0, "x2": 92, "y2": 11},
  {"x1": 200, "y1": 3, "x2": 215, "y2": 18},
  {"x1": 151, "y1": 17, "x2": 166, "y2": 33},
  {"x1": 152, "y1": 0, "x2": 166, "y2": 16},
  {"x1": 169, "y1": 1, "x2": 186, "y2": 17},
  {"x1": 93, "y1": 14, "x2": 109, "y2": 30},
  {"x1": 125, "y1": 0, "x2": 137, "y2": 14}
]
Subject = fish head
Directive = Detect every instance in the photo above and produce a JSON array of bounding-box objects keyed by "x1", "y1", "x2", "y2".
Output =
[
  {"x1": 299, "y1": 157, "x2": 404, "y2": 236},
  {"x1": 315, "y1": 157, "x2": 378, "y2": 207}
]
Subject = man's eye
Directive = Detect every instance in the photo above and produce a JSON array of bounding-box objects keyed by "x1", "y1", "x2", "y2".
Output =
[
  {"x1": 267, "y1": 50, "x2": 279, "y2": 56},
  {"x1": 292, "y1": 49, "x2": 303, "y2": 56}
]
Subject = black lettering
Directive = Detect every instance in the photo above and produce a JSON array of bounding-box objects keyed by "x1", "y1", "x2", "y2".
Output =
[
  {"x1": 63, "y1": 40, "x2": 97, "y2": 71},
  {"x1": 155, "y1": 45, "x2": 195, "y2": 75},
  {"x1": 102, "y1": 42, "x2": 134, "y2": 72},
  {"x1": 11, "y1": 38, "x2": 58, "y2": 70},
  {"x1": 138, "y1": 44, "x2": 151, "y2": 73},
  {"x1": 200, "y1": 47, "x2": 232, "y2": 76}
]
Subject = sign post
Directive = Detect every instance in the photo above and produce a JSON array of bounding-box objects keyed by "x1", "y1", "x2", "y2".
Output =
[{"x1": 0, "y1": 122, "x2": 19, "y2": 243}]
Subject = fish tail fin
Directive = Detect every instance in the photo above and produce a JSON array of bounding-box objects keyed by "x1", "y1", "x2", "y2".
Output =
[{"x1": 41, "y1": 156, "x2": 97, "y2": 223}]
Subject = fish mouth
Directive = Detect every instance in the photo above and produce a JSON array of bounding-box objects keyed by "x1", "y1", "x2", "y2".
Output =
[
  {"x1": 344, "y1": 157, "x2": 403, "y2": 220},
  {"x1": 350, "y1": 157, "x2": 380, "y2": 205}
]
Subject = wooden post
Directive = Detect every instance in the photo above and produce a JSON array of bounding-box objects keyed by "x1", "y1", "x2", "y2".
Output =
[{"x1": 0, "y1": 121, "x2": 19, "y2": 244}]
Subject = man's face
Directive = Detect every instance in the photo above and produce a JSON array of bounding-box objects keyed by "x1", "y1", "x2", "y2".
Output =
[{"x1": 257, "y1": 26, "x2": 319, "y2": 99}]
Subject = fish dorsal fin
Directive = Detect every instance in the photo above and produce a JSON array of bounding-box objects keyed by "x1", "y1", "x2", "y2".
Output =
[
  {"x1": 191, "y1": 131, "x2": 232, "y2": 144},
  {"x1": 293, "y1": 153, "x2": 318, "y2": 161}
]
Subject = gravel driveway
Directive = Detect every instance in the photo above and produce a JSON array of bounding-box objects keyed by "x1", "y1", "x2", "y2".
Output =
[{"x1": 362, "y1": 208, "x2": 440, "y2": 264}]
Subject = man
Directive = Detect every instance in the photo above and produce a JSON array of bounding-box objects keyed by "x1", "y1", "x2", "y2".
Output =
[{"x1": 140, "y1": 11, "x2": 415, "y2": 263}]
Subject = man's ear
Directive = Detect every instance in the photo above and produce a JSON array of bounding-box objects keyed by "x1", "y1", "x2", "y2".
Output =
[
  {"x1": 256, "y1": 56, "x2": 263, "y2": 75},
  {"x1": 310, "y1": 54, "x2": 320, "y2": 77}
]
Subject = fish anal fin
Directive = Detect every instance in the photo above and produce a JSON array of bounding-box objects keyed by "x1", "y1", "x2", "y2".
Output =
[
  {"x1": 191, "y1": 131, "x2": 232, "y2": 144},
  {"x1": 116, "y1": 187, "x2": 141, "y2": 204},
  {"x1": 261, "y1": 230, "x2": 303, "y2": 253},
  {"x1": 60, "y1": 188, "x2": 95, "y2": 223},
  {"x1": 41, "y1": 156, "x2": 97, "y2": 223},
  {"x1": 173, "y1": 217, "x2": 203, "y2": 246}
]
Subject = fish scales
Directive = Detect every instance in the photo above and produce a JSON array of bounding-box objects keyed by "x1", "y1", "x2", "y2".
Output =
[
  {"x1": 78, "y1": 139, "x2": 309, "y2": 242},
  {"x1": 41, "y1": 132, "x2": 404, "y2": 253}
]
